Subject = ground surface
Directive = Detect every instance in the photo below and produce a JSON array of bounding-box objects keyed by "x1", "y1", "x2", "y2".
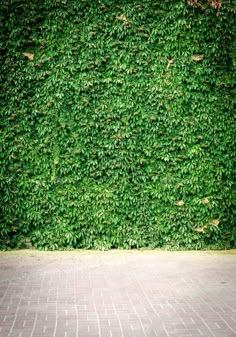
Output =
[{"x1": 0, "y1": 250, "x2": 236, "y2": 337}]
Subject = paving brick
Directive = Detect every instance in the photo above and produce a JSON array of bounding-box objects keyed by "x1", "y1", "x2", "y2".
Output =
[{"x1": 0, "y1": 251, "x2": 236, "y2": 337}]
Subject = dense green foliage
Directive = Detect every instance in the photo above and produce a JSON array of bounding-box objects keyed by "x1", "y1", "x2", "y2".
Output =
[{"x1": 0, "y1": 0, "x2": 235, "y2": 250}]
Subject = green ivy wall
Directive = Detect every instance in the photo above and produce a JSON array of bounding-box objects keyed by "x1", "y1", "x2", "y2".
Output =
[{"x1": 0, "y1": 0, "x2": 235, "y2": 249}]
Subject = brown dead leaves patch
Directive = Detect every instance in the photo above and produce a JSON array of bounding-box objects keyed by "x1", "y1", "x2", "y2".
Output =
[{"x1": 187, "y1": 0, "x2": 222, "y2": 9}]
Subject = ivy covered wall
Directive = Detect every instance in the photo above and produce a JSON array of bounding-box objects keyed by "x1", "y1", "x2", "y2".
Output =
[{"x1": 0, "y1": 0, "x2": 235, "y2": 249}]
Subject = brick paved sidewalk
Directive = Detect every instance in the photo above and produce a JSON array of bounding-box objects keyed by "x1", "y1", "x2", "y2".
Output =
[{"x1": 0, "y1": 250, "x2": 236, "y2": 337}]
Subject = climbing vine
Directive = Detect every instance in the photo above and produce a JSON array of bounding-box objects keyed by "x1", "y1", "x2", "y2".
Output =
[{"x1": 0, "y1": 0, "x2": 235, "y2": 250}]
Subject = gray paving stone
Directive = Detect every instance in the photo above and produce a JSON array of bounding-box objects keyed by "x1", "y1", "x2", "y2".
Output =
[{"x1": 0, "y1": 250, "x2": 236, "y2": 337}]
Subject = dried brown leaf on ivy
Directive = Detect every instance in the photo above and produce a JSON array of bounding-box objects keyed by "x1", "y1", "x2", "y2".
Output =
[
  {"x1": 22, "y1": 52, "x2": 34, "y2": 60},
  {"x1": 203, "y1": 197, "x2": 209, "y2": 204},
  {"x1": 187, "y1": 0, "x2": 222, "y2": 9},
  {"x1": 191, "y1": 54, "x2": 204, "y2": 61},
  {"x1": 211, "y1": 219, "x2": 220, "y2": 226},
  {"x1": 193, "y1": 227, "x2": 205, "y2": 233},
  {"x1": 175, "y1": 200, "x2": 184, "y2": 207}
]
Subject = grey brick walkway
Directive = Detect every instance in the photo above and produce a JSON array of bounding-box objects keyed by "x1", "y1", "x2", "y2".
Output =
[{"x1": 0, "y1": 250, "x2": 236, "y2": 337}]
